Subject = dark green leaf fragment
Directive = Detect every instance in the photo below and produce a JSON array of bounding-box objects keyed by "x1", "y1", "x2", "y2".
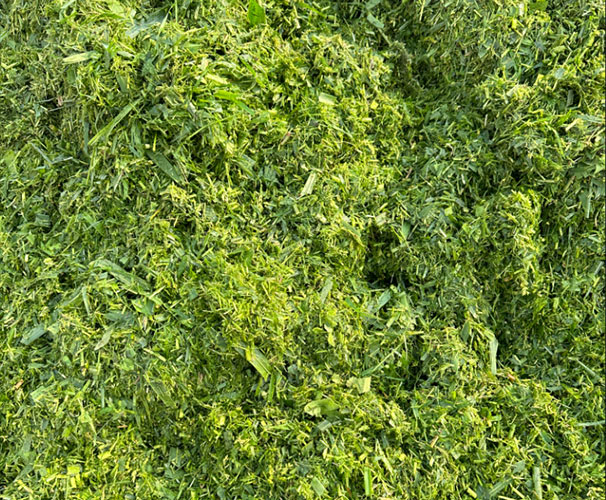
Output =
[{"x1": 146, "y1": 150, "x2": 185, "y2": 184}]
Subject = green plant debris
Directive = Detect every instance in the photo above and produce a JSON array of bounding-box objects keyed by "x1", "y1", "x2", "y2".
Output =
[
  {"x1": 63, "y1": 51, "x2": 100, "y2": 64},
  {"x1": 348, "y1": 376, "x2": 372, "y2": 394},
  {"x1": 364, "y1": 466, "x2": 373, "y2": 496},
  {"x1": 87, "y1": 100, "x2": 141, "y2": 147},
  {"x1": 0, "y1": 0, "x2": 604, "y2": 499},
  {"x1": 146, "y1": 150, "x2": 186, "y2": 184},
  {"x1": 19, "y1": 325, "x2": 46, "y2": 346},
  {"x1": 236, "y1": 342, "x2": 273, "y2": 380},
  {"x1": 304, "y1": 397, "x2": 340, "y2": 417},
  {"x1": 310, "y1": 477, "x2": 326, "y2": 497},
  {"x1": 247, "y1": 0, "x2": 266, "y2": 26}
]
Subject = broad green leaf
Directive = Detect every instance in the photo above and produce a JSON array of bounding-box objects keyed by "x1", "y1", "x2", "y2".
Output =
[
  {"x1": 304, "y1": 398, "x2": 339, "y2": 417},
  {"x1": 310, "y1": 477, "x2": 326, "y2": 497},
  {"x1": 248, "y1": 0, "x2": 266, "y2": 26},
  {"x1": 94, "y1": 329, "x2": 113, "y2": 351},
  {"x1": 146, "y1": 150, "x2": 185, "y2": 184},
  {"x1": 150, "y1": 380, "x2": 176, "y2": 407},
  {"x1": 236, "y1": 343, "x2": 272, "y2": 380},
  {"x1": 349, "y1": 376, "x2": 372, "y2": 394},
  {"x1": 30, "y1": 385, "x2": 51, "y2": 403},
  {"x1": 400, "y1": 222, "x2": 412, "y2": 240},
  {"x1": 296, "y1": 1, "x2": 323, "y2": 16},
  {"x1": 21, "y1": 325, "x2": 46, "y2": 345},
  {"x1": 206, "y1": 74, "x2": 230, "y2": 85},
  {"x1": 247, "y1": 347, "x2": 272, "y2": 380},
  {"x1": 460, "y1": 321, "x2": 471, "y2": 342},
  {"x1": 376, "y1": 289, "x2": 392, "y2": 310},
  {"x1": 215, "y1": 90, "x2": 241, "y2": 101},
  {"x1": 67, "y1": 465, "x2": 81, "y2": 476},
  {"x1": 318, "y1": 92, "x2": 336, "y2": 106},
  {"x1": 579, "y1": 114, "x2": 604, "y2": 124},
  {"x1": 529, "y1": 1, "x2": 548, "y2": 12},
  {"x1": 214, "y1": 90, "x2": 256, "y2": 114},
  {"x1": 319, "y1": 277, "x2": 333, "y2": 304},
  {"x1": 126, "y1": 12, "x2": 166, "y2": 37}
]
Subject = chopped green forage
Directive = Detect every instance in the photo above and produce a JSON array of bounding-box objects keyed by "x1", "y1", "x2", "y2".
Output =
[
  {"x1": 247, "y1": 0, "x2": 266, "y2": 26},
  {"x1": 310, "y1": 477, "x2": 326, "y2": 497},
  {"x1": 236, "y1": 342, "x2": 272, "y2": 380},
  {"x1": 0, "y1": 0, "x2": 603, "y2": 499},
  {"x1": 145, "y1": 150, "x2": 186, "y2": 184},
  {"x1": 364, "y1": 467, "x2": 373, "y2": 496}
]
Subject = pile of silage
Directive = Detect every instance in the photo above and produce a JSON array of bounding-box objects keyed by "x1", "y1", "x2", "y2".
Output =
[{"x1": 0, "y1": 1, "x2": 604, "y2": 498}]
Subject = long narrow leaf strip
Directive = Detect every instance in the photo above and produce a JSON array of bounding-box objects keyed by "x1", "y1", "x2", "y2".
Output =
[{"x1": 88, "y1": 100, "x2": 141, "y2": 146}]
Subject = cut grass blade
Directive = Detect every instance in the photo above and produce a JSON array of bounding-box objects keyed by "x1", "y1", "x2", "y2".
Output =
[
  {"x1": 93, "y1": 259, "x2": 150, "y2": 292},
  {"x1": 364, "y1": 467, "x2": 372, "y2": 496},
  {"x1": 235, "y1": 342, "x2": 272, "y2": 380},
  {"x1": 88, "y1": 100, "x2": 141, "y2": 147},
  {"x1": 20, "y1": 325, "x2": 46, "y2": 346},
  {"x1": 63, "y1": 51, "x2": 100, "y2": 64},
  {"x1": 146, "y1": 150, "x2": 186, "y2": 184}
]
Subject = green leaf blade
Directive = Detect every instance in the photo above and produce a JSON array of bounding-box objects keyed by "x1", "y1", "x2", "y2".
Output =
[
  {"x1": 248, "y1": 0, "x2": 266, "y2": 26},
  {"x1": 21, "y1": 325, "x2": 46, "y2": 346},
  {"x1": 146, "y1": 150, "x2": 185, "y2": 184}
]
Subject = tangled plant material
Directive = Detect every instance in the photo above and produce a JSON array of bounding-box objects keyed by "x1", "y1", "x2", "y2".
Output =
[{"x1": 0, "y1": 1, "x2": 604, "y2": 499}]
